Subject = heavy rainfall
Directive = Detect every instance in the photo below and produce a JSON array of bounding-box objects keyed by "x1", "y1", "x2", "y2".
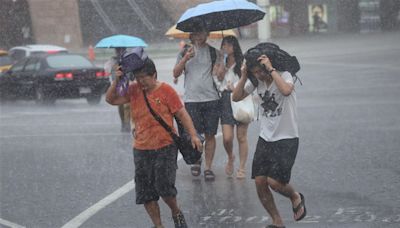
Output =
[{"x1": 0, "y1": 0, "x2": 400, "y2": 228}]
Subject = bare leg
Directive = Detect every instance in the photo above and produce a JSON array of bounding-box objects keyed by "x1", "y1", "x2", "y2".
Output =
[
  {"x1": 255, "y1": 176, "x2": 284, "y2": 226},
  {"x1": 118, "y1": 105, "x2": 124, "y2": 124},
  {"x1": 204, "y1": 134, "x2": 216, "y2": 171},
  {"x1": 222, "y1": 124, "x2": 235, "y2": 175},
  {"x1": 123, "y1": 103, "x2": 131, "y2": 125},
  {"x1": 144, "y1": 201, "x2": 163, "y2": 227},
  {"x1": 267, "y1": 177, "x2": 304, "y2": 220},
  {"x1": 161, "y1": 196, "x2": 181, "y2": 216},
  {"x1": 222, "y1": 124, "x2": 234, "y2": 158},
  {"x1": 236, "y1": 123, "x2": 249, "y2": 171}
]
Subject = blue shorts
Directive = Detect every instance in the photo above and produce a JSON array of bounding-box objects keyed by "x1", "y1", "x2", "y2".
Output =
[
  {"x1": 251, "y1": 137, "x2": 299, "y2": 184},
  {"x1": 184, "y1": 100, "x2": 220, "y2": 136},
  {"x1": 134, "y1": 144, "x2": 178, "y2": 204}
]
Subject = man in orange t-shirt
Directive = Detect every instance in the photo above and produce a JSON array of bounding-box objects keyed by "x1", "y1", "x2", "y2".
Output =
[{"x1": 106, "y1": 56, "x2": 202, "y2": 228}]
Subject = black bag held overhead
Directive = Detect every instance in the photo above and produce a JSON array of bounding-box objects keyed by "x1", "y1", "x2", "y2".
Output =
[
  {"x1": 253, "y1": 42, "x2": 300, "y2": 75},
  {"x1": 142, "y1": 91, "x2": 202, "y2": 164},
  {"x1": 244, "y1": 42, "x2": 302, "y2": 87}
]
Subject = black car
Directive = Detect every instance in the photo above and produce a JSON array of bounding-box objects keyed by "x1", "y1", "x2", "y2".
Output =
[{"x1": 0, "y1": 54, "x2": 110, "y2": 104}]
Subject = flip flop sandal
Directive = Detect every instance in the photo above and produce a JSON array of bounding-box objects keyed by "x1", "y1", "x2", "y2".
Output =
[
  {"x1": 190, "y1": 164, "x2": 201, "y2": 176},
  {"x1": 204, "y1": 170, "x2": 215, "y2": 181},
  {"x1": 236, "y1": 169, "x2": 246, "y2": 179},
  {"x1": 225, "y1": 157, "x2": 234, "y2": 176},
  {"x1": 293, "y1": 192, "x2": 307, "y2": 221}
]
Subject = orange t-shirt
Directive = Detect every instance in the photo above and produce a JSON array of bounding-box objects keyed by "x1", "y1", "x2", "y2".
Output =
[{"x1": 128, "y1": 82, "x2": 183, "y2": 150}]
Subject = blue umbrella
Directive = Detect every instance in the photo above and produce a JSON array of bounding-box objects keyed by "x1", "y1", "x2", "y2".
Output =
[
  {"x1": 176, "y1": 0, "x2": 265, "y2": 32},
  {"x1": 95, "y1": 34, "x2": 148, "y2": 48}
]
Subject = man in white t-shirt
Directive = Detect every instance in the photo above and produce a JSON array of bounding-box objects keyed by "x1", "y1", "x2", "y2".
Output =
[{"x1": 232, "y1": 48, "x2": 306, "y2": 228}]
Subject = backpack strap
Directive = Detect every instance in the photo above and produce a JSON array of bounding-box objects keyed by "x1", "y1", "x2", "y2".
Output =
[
  {"x1": 209, "y1": 46, "x2": 217, "y2": 70},
  {"x1": 208, "y1": 45, "x2": 221, "y2": 98}
]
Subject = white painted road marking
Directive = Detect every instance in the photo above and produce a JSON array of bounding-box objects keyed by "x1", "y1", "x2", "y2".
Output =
[
  {"x1": 60, "y1": 180, "x2": 135, "y2": 228},
  {"x1": 0, "y1": 218, "x2": 26, "y2": 228},
  {"x1": 61, "y1": 133, "x2": 221, "y2": 228}
]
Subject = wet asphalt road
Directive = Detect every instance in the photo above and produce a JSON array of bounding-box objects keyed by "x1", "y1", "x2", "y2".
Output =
[{"x1": 1, "y1": 32, "x2": 400, "y2": 228}]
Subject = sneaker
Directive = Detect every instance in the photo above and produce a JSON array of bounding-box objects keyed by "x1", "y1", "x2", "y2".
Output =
[{"x1": 172, "y1": 211, "x2": 188, "y2": 228}]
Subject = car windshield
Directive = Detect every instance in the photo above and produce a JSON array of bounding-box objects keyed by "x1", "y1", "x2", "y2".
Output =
[
  {"x1": 0, "y1": 55, "x2": 13, "y2": 66},
  {"x1": 46, "y1": 55, "x2": 94, "y2": 68}
]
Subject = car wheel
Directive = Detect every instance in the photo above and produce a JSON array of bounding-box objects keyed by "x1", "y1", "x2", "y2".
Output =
[
  {"x1": 35, "y1": 86, "x2": 55, "y2": 105},
  {"x1": 86, "y1": 94, "x2": 101, "y2": 105}
]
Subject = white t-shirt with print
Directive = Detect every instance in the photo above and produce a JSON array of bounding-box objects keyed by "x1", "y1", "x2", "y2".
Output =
[{"x1": 244, "y1": 71, "x2": 298, "y2": 142}]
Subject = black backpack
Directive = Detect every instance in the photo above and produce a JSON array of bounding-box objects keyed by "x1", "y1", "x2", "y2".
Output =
[{"x1": 245, "y1": 42, "x2": 301, "y2": 87}]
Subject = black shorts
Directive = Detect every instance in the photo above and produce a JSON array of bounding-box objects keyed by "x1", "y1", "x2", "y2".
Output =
[
  {"x1": 220, "y1": 90, "x2": 239, "y2": 126},
  {"x1": 251, "y1": 137, "x2": 299, "y2": 184},
  {"x1": 185, "y1": 100, "x2": 220, "y2": 135},
  {"x1": 133, "y1": 144, "x2": 178, "y2": 204}
]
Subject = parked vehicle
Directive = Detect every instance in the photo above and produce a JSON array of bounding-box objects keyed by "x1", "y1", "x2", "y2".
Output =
[
  {"x1": 0, "y1": 50, "x2": 12, "y2": 74},
  {"x1": 0, "y1": 53, "x2": 110, "y2": 104},
  {"x1": 8, "y1": 44, "x2": 68, "y2": 63}
]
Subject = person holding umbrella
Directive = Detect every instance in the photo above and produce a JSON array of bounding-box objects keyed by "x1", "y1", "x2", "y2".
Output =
[
  {"x1": 174, "y1": 0, "x2": 266, "y2": 181},
  {"x1": 173, "y1": 21, "x2": 222, "y2": 181},
  {"x1": 104, "y1": 47, "x2": 132, "y2": 132},
  {"x1": 96, "y1": 34, "x2": 148, "y2": 133}
]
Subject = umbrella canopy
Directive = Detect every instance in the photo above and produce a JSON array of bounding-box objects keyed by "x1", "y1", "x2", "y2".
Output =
[
  {"x1": 176, "y1": 0, "x2": 265, "y2": 32},
  {"x1": 95, "y1": 34, "x2": 148, "y2": 48},
  {"x1": 165, "y1": 24, "x2": 236, "y2": 39}
]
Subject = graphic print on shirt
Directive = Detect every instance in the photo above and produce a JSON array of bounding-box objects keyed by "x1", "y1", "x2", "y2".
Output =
[{"x1": 259, "y1": 90, "x2": 282, "y2": 118}]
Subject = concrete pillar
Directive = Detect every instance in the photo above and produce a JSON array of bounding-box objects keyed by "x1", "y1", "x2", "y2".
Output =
[
  {"x1": 257, "y1": 0, "x2": 271, "y2": 42},
  {"x1": 26, "y1": 0, "x2": 83, "y2": 50}
]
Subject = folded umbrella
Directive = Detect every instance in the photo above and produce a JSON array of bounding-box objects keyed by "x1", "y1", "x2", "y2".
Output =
[{"x1": 117, "y1": 47, "x2": 148, "y2": 96}]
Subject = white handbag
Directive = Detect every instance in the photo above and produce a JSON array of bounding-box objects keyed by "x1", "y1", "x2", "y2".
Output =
[{"x1": 230, "y1": 93, "x2": 255, "y2": 124}]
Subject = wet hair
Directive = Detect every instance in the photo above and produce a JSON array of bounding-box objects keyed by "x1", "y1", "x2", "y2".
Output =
[
  {"x1": 221, "y1": 35, "x2": 243, "y2": 77},
  {"x1": 244, "y1": 47, "x2": 264, "y2": 71},
  {"x1": 132, "y1": 58, "x2": 157, "y2": 78},
  {"x1": 243, "y1": 47, "x2": 266, "y2": 86}
]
